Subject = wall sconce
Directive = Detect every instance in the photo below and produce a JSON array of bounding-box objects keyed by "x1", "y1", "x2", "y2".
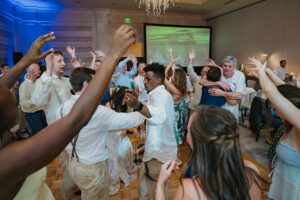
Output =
[{"x1": 261, "y1": 53, "x2": 268, "y2": 57}]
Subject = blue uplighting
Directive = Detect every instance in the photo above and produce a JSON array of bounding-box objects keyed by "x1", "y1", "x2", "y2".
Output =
[{"x1": 7, "y1": 0, "x2": 62, "y2": 10}]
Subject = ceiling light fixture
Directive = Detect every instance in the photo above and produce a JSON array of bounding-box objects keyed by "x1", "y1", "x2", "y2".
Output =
[{"x1": 137, "y1": 0, "x2": 174, "y2": 16}]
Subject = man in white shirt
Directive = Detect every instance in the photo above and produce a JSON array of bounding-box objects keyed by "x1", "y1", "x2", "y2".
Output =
[
  {"x1": 57, "y1": 67, "x2": 145, "y2": 200},
  {"x1": 125, "y1": 63, "x2": 177, "y2": 200},
  {"x1": 276, "y1": 60, "x2": 286, "y2": 81},
  {"x1": 31, "y1": 51, "x2": 73, "y2": 199},
  {"x1": 134, "y1": 61, "x2": 148, "y2": 103},
  {"x1": 31, "y1": 51, "x2": 72, "y2": 125},
  {"x1": 19, "y1": 63, "x2": 47, "y2": 135},
  {"x1": 199, "y1": 56, "x2": 246, "y2": 119}
]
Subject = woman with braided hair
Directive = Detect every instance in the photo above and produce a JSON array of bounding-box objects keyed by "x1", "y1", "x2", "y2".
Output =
[{"x1": 156, "y1": 106, "x2": 267, "y2": 200}]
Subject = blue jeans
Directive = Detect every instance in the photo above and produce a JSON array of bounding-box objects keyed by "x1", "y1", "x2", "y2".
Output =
[{"x1": 24, "y1": 110, "x2": 48, "y2": 135}]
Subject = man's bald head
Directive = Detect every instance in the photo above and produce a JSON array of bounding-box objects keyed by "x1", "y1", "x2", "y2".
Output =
[{"x1": 27, "y1": 63, "x2": 41, "y2": 81}]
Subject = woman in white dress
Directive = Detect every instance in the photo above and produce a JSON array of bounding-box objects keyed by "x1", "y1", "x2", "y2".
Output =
[{"x1": 107, "y1": 86, "x2": 137, "y2": 195}]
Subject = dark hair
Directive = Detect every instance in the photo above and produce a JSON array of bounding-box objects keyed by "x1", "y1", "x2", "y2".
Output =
[
  {"x1": 137, "y1": 60, "x2": 146, "y2": 66},
  {"x1": 53, "y1": 51, "x2": 64, "y2": 57},
  {"x1": 69, "y1": 67, "x2": 95, "y2": 92},
  {"x1": 280, "y1": 60, "x2": 286, "y2": 64},
  {"x1": 1, "y1": 64, "x2": 9, "y2": 69},
  {"x1": 276, "y1": 84, "x2": 300, "y2": 131},
  {"x1": 144, "y1": 63, "x2": 165, "y2": 82},
  {"x1": 187, "y1": 106, "x2": 267, "y2": 199},
  {"x1": 206, "y1": 67, "x2": 221, "y2": 82},
  {"x1": 127, "y1": 60, "x2": 133, "y2": 71},
  {"x1": 110, "y1": 86, "x2": 128, "y2": 113},
  {"x1": 277, "y1": 84, "x2": 300, "y2": 109}
]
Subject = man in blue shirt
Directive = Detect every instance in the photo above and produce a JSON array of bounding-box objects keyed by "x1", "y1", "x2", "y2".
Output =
[{"x1": 114, "y1": 55, "x2": 137, "y2": 87}]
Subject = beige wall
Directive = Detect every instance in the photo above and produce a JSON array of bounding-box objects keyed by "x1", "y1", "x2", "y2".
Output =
[{"x1": 207, "y1": 0, "x2": 300, "y2": 74}]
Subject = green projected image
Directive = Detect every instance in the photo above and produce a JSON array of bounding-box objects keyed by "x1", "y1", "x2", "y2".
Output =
[{"x1": 145, "y1": 25, "x2": 211, "y2": 66}]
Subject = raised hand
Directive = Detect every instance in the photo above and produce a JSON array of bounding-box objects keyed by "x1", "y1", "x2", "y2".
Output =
[
  {"x1": 168, "y1": 48, "x2": 174, "y2": 61},
  {"x1": 189, "y1": 49, "x2": 196, "y2": 60},
  {"x1": 132, "y1": 55, "x2": 138, "y2": 64},
  {"x1": 24, "y1": 32, "x2": 55, "y2": 64},
  {"x1": 66, "y1": 46, "x2": 76, "y2": 58},
  {"x1": 249, "y1": 57, "x2": 267, "y2": 76},
  {"x1": 206, "y1": 58, "x2": 217, "y2": 67},
  {"x1": 45, "y1": 53, "x2": 54, "y2": 76},
  {"x1": 94, "y1": 49, "x2": 106, "y2": 57},
  {"x1": 90, "y1": 51, "x2": 96, "y2": 58},
  {"x1": 109, "y1": 25, "x2": 136, "y2": 57}
]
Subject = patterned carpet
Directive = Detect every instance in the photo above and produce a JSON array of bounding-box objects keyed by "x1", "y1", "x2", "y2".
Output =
[{"x1": 46, "y1": 121, "x2": 271, "y2": 200}]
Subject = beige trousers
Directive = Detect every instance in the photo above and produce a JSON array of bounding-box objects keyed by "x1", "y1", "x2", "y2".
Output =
[
  {"x1": 68, "y1": 157, "x2": 109, "y2": 200},
  {"x1": 138, "y1": 159, "x2": 168, "y2": 200},
  {"x1": 59, "y1": 150, "x2": 78, "y2": 200}
]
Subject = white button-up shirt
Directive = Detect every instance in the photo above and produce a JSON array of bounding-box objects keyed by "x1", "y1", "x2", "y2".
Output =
[
  {"x1": 57, "y1": 95, "x2": 145, "y2": 165},
  {"x1": 32, "y1": 72, "x2": 72, "y2": 124},
  {"x1": 143, "y1": 85, "x2": 177, "y2": 163}
]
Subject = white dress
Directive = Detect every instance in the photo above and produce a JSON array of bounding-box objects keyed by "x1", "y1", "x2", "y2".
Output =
[{"x1": 107, "y1": 130, "x2": 136, "y2": 195}]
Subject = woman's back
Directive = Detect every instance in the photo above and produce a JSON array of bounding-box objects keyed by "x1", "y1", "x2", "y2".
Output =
[
  {"x1": 269, "y1": 132, "x2": 300, "y2": 200},
  {"x1": 177, "y1": 162, "x2": 262, "y2": 200}
]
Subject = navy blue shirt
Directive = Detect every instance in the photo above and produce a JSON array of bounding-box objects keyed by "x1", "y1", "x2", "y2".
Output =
[
  {"x1": 200, "y1": 86, "x2": 226, "y2": 107},
  {"x1": 100, "y1": 88, "x2": 110, "y2": 106}
]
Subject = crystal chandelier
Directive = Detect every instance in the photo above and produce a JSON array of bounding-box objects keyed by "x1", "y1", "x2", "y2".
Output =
[{"x1": 137, "y1": 0, "x2": 174, "y2": 16}]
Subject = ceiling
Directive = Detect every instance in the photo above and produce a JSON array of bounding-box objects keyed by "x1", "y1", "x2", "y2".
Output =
[{"x1": 9, "y1": 0, "x2": 266, "y2": 19}]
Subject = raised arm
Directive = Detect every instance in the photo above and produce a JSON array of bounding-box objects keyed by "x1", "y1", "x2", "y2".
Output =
[
  {"x1": 0, "y1": 25, "x2": 136, "y2": 194},
  {"x1": 67, "y1": 46, "x2": 81, "y2": 68},
  {"x1": 128, "y1": 55, "x2": 138, "y2": 76},
  {"x1": 116, "y1": 55, "x2": 130, "y2": 71},
  {"x1": 164, "y1": 60, "x2": 181, "y2": 96},
  {"x1": 0, "y1": 33, "x2": 55, "y2": 88},
  {"x1": 249, "y1": 57, "x2": 300, "y2": 130},
  {"x1": 265, "y1": 67, "x2": 285, "y2": 86},
  {"x1": 187, "y1": 49, "x2": 198, "y2": 82},
  {"x1": 31, "y1": 54, "x2": 55, "y2": 107},
  {"x1": 89, "y1": 51, "x2": 97, "y2": 70}
]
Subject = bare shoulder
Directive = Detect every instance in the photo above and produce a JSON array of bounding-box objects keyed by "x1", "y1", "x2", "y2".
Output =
[{"x1": 173, "y1": 178, "x2": 204, "y2": 200}]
